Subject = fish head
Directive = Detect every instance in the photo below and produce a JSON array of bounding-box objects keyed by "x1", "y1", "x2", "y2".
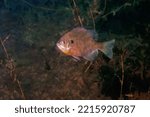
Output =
[{"x1": 56, "y1": 33, "x2": 75, "y2": 55}]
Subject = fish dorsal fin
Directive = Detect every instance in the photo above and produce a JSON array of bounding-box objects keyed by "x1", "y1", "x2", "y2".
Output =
[
  {"x1": 87, "y1": 30, "x2": 98, "y2": 40},
  {"x1": 83, "y1": 49, "x2": 98, "y2": 61}
]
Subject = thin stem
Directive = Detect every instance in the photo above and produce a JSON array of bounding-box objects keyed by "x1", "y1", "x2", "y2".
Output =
[
  {"x1": 120, "y1": 54, "x2": 124, "y2": 99},
  {"x1": 0, "y1": 38, "x2": 9, "y2": 59},
  {"x1": 120, "y1": 50, "x2": 127, "y2": 99},
  {"x1": 103, "y1": 0, "x2": 107, "y2": 14},
  {"x1": 0, "y1": 36, "x2": 26, "y2": 99},
  {"x1": 89, "y1": 8, "x2": 96, "y2": 31},
  {"x1": 17, "y1": 79, "x2": 26, "y2": 99},
  {"x1": 71, "y1": 0, "x2": 83, "y2": 27},
  {"x1": 101, "y1": 2, "x2": 131, "y2": 19}
]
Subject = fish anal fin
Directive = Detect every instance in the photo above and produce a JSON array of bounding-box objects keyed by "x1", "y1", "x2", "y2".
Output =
[{"x1": 83, "y1": 49, "x2": 98, "y2": 61}]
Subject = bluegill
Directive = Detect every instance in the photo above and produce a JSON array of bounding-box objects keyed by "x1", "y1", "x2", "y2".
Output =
[{"x1": 56, "y1": 27, "x2": 115, "y2": 61}]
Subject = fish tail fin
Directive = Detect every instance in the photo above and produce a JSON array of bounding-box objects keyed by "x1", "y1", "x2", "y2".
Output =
[{"x1": 98, "y1": 39, "x2": 115, "y2": 59}]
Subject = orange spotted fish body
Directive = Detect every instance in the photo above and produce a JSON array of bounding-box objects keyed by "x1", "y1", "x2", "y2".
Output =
[{"x1": 56, "y1": 27, "x2": 115, "y2": 61}]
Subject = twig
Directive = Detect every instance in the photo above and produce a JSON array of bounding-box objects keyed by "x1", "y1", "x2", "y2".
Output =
[
  {"x1": 8, "y1": 59, "x2": 17, "y2": 81},
  {"x1": 17, "y1": 79, "x2": 26, "y2": 99},
  {"x1": 120, "y1": 54, "x2": 124, "y2": 99},
  {"x1": 3, "y1": 34, "x2": 10, "y2": 44},
  {"x1": 0, "y1": 38, "x2": 9, "y2": 59},
  {"x1": 89, "y1": 8, "x2": 96, "y2": 31},
  {"x1": 84, "y1": 62, "x2": 93, "y2": 73},
  {"x1": 71, "y1": 0, "x2": 83, "y2": 27},
  {"x1": 103, "y1": 0, "x2": 107, "y2": 14},
  {"x1": 120, "y1": 50, "x2": 127, "y2": 99},
  {"x1": 101, "y1": 2, "x2": 131, "y2": 19},
  {"x1": 0, "y1": 36, "x2": 26, "y2": 99}
]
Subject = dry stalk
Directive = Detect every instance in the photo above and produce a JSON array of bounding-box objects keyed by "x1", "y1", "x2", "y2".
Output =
[
  {"x1": 70, "y1": 0, "x2": 83, "y2": 27},
  {"x1": 101, "y1": 2, "x2": 131, "y2": 19},
  {"x1": 17, "y1": 79, "x2": 26, "y2": 99},
  {"x1": 103, "y1": 0, "x2": 107, "y2": 13},
  {"x1": 84, "y1": 61, "x2": 93, "y2": 73},
  {"x1": 0, "y1": 36, "x2": 26, "y2": 99},
  {"x1": 120, "y1": 50, "x2": 127, "y2": 99},
  {"x1": 0, "y1": 37, "x2": 9, "y2": 59},
  {"x1": 89, "y1": 8, "x2": 96, "y2": 31}
]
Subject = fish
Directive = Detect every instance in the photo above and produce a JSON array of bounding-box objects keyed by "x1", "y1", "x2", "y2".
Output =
[{"x1": 56, "y1": 27, "x2": 115, "y2": 61}]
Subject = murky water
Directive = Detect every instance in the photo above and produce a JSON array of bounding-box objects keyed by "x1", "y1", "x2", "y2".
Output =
[{"x1": 0, "y1": 0, "x2": 150, "y2": 99}]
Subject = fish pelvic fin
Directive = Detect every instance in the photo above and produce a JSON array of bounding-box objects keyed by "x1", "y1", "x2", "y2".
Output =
[{"x1": 99, "y1": 39, "x2": 115, "y2": 59}]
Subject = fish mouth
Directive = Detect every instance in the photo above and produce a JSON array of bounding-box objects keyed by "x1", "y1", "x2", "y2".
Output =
[{"x1": 56, "y1": 42, "x2": 70, "y2": 54}]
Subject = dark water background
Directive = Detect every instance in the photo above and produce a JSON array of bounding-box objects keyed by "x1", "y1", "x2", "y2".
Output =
[{"x1": 0, "y1": 0, "x2": 149, "y2": 99}]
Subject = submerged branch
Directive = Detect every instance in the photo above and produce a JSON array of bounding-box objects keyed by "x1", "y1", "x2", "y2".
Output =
[
  {"x1": 71, "y1": 0, "x2": 83, "y2": 27},
  {"x1": 0, "y1": 38, "x2": 9, "y2": 59},
  {"x1": 0, "y1": 35, "x2": 26, "y2": 99},
  {"x1": 101, "y1": 2, "x2": 131, "y2": 19},
  {"x1": 89, "y1": 8, "x2": 96, "y2": 31},
  {"x1": 120, "y1": 49, "x2": 127, "y2": 99}
]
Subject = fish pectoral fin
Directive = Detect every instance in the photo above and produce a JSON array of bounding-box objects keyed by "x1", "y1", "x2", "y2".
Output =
[
  {"x1": 83, "y1": 49, "x2": 98, "y2": 61},
  {"x1": 72, "y1": 56, "x2": 80, "y2": 61}
]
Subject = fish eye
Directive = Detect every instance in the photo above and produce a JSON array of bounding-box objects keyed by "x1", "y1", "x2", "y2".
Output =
[{"x1": 70, "y1": 40, "x2": 74, "y2": 44}]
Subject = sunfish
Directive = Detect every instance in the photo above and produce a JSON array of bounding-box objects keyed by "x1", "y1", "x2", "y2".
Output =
[{"x1": 56, "y1": 27, "x2": 115, "y2": 61}]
